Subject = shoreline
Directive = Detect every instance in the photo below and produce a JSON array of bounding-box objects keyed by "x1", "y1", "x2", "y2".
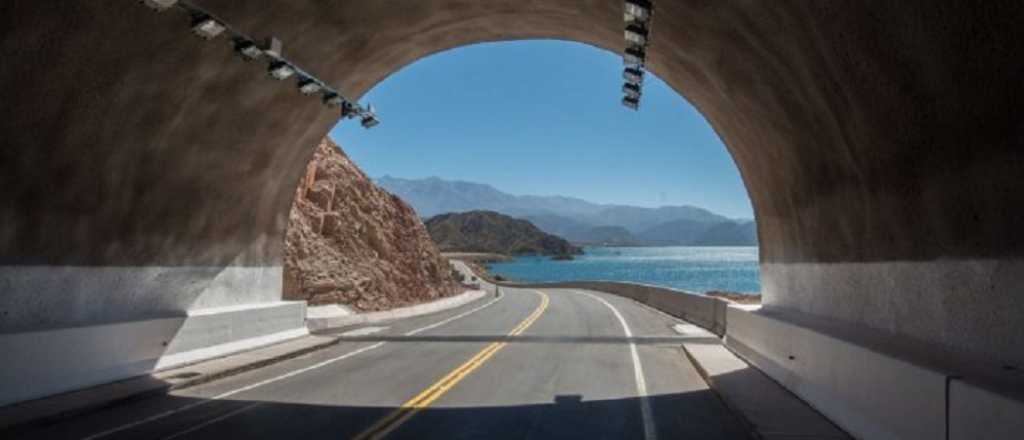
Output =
[
  {"x1": 464, "y1": 257, "x2": 761, "y2": 302},
  {"x1": 441, "y1": 252, "x2": 513, "y2": 264}
]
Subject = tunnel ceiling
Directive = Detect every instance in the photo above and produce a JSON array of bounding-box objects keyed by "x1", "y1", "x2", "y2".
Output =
[{"x1": 2, "y1": 0, "x2": 1023, "y2": 269}]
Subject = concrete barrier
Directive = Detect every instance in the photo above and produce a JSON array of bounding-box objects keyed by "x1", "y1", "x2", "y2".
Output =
[
  {"x1": 725, "y1": 306, "x2": 947, "y2": 440},
  {"x1": 0, "y1": 301, "x2": 307, "y2": 407},
  {"x1": 485, "y1": 280, "x2": 729, "y2": 336},
  {"x1": 726, "y1": 305, "x2": 1024, "y2": 440}
]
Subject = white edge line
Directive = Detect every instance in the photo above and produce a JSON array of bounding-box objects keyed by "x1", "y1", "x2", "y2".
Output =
[
  {"x1": 84, "y1": 290, "x2": 506, "y2": 440},
  {"x1": 571, "y1": 289, "x2": 657, "y2": 440}
]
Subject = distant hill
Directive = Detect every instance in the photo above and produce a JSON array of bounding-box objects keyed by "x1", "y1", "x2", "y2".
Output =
[
  {"x1": 635, "y1": 219, "x2": 758, "y2": 246},
  {"x1": 635, "y1": 219, "x2": 711, "y2": 246},
  {"x1": 424, "y1": 211, "x2": 583, "y2": 257},
  {"x1": 378, "y1": 176, "x2": 757, "y2": 246},
  {"x1": 520, "y1": 214, "x2": 597, "y2": 242},
  {"x1": 377, "y1": 176, "x2": 601, "y2": 219},
  {"x1": 593, "y1": 205, "x2": 728, "y2": 233},
  {"x1": 518, "y1": 214, "x2": 633, "y2": 245},
  {"x1": 568, "y1": 225, "x2": 638, "y2": 246},
  {"x1": 690, "y1": 221, "x2": 758, "y2": 246}
]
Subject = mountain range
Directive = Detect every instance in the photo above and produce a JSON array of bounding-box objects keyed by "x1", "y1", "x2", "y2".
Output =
[{"x1": 376, "y1": 176, "x2": 757, "y2": 246}]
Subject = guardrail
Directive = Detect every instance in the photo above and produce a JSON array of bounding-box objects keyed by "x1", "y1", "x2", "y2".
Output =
[{"x1": 479, "y1": 276, "x2": 730, "y2": 336}]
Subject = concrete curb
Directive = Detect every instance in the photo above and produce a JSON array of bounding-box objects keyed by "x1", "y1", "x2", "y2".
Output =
[
  {"x1": 163, "y1": 336, "x2": 341, "y2": 392},
  {"x1": 306, "y1": 289, "x2": 487, "y2": 331},
  {"x1": 680, "y1": 345, "x2": 763, "y2": 440}
]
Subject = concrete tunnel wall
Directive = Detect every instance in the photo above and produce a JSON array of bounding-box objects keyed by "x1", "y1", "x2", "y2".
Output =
[{"x1": 1, "y1": 0, "x2": 1023, "y2": 401}]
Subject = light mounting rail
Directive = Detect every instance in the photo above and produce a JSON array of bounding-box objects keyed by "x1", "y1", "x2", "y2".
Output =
[
  {"x1": 138, "y1": 0, "x2": 380, "y2": 129},
  {"x1": 621, "y1": 0, "x2": 654, "y2": 111}
]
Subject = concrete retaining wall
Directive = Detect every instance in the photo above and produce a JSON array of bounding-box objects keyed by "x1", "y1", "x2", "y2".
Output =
[
  {"x1": 762, "y1": 260, "x2": 1024, "y2": 369},
  {"x1": 726, "y1": 307, "x2": 947, "y2": 440},
  {"x1": 0, "y1": 264, "x2": 308, "y2": 407},
  {"x1": 0, "y1": 265, "x2": 284, "y2": 332},
  {"x1": 726, "y1": 306, "x2": 1024, "y2": 440},
  {"x1": 156, "y1": 301, "x2": 307, "y2": 369},
  {"x1": 0, "y1": 301, "x2": 307, "y2": 406}
]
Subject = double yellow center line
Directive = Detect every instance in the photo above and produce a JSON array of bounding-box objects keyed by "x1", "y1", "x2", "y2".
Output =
[{"x1": 354, "y1": 290, "x2": 550, "y2": 440}]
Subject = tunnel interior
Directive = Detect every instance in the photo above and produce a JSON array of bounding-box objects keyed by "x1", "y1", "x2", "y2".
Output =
[{"x1": 2, "y1": 0, "x2": 1023, "y2": 413}]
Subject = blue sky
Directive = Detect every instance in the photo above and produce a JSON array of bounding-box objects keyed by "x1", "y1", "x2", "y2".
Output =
[{"x1": 331, "y1": 40, "x2": 753, "y2": 219}]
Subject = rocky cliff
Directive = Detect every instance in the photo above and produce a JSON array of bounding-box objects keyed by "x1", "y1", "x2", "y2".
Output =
[{"x1": 284, "y1": 139, "x2": 460, "y2": 311}]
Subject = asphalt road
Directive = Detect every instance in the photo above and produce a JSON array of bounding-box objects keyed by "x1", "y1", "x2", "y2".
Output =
[{"x1": 15, "y1": 286, "x2": 750, "y2": 439}]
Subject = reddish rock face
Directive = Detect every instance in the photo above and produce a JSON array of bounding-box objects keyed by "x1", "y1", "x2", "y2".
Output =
[{"x1": 283, "y1": 138, "x2": 460, "y2": 311}]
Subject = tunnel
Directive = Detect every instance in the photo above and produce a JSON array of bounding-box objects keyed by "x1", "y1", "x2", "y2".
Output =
[{"x1": 2, "y1": 1, "x2": 1023, "y2": 438}]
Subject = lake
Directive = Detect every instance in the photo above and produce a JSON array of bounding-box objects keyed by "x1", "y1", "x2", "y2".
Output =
[{"x1": 486, "y1": 246, "x2": 760, "y2": 294}]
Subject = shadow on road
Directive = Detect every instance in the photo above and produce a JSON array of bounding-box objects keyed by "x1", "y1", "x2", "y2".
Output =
[{"x1": 7, "y1": 389, "x2": 753, "y2": 439}]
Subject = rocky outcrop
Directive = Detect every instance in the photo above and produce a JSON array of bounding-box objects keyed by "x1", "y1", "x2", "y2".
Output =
[
  {"x1": 425, "y1": 211, "x2": 583, "y2": 257},
  {"x1": 284, "y1": 138, "x2": 460, "y2": 311}
]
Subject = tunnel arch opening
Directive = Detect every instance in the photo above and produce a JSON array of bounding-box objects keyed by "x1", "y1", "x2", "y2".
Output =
[
  {"x1": 2, "y1": 2, "x2": 1024, "y2": 426},
  {"x1": 292, "y1": 38, "x2": 760, "y2": 301},
  {"x1": 2, "y1": 0, "x2": 1021, "y2": 364}
]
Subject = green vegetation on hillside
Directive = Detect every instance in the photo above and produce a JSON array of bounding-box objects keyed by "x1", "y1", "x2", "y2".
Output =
[{"x1": 425, "y1": 211, "x2": 583, "y2": 257}]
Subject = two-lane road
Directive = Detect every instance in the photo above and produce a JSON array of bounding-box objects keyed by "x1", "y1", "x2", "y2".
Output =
[{"x1": 14, "y1": 286, "x2": 750, "y2": 439}]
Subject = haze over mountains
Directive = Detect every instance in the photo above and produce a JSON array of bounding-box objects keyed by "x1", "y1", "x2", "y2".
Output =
[{"x1": 377, "y1": 176, "x2": 757, "y2": 246}]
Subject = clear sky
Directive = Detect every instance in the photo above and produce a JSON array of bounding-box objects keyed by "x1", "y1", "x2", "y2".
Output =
[{"x1": 331, "y1": 40, "x2": 753, "y2": 219}]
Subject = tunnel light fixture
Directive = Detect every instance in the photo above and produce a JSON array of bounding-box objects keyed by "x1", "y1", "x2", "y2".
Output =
[
  {"x1": 139, "y1": 0, "x2": 380, "y2": 128},
  {"x1": 234, "y1": 39, "x2": 262, "y2": 61},
  {"x1": 357, "y1": 106, "x2": 381, "y2": 129},
  {"x1": 624, "y1": 0, "x2": 653, "y2": 23},
  {"x1": 360, "y1": 105, "x2": 380, "y2": 128},
  {"x1": 361, "y1": 115, "x2": 380, "y2": 129},
  {"x1": 341, "y1": 101, "x2": 358, "y2": 119},
  {"x1": 322, "y1": 92, "x2": 344, "y2": 107},
  {"x1": 625, "y1": 24, "x2": 649, "y2": 46},
  {"x1": 619, "y1": 1, "x2": 653, "y2": 111},
  {"x1": 297, "y1": 77, "x2": 322, "y2": 95},
  {"x1": 622, "y1": 83, "x2": 642, "y2": 99},
  {"x1": 624, "y1": 46, "x2": 646, "y2": 66},
  {"x1": 361, "y1": 113, "x2": 380, "y2": 129},
  {"x1": 141, "y1": 0, "x2": 179, "y2": 11},
  {"x1": 191, "y1": 16, "x2": 226, "y2": 40},
  {"x1": 622, "y1": 96, "x2": 640, "y2": 110},
  {"x1": 623, "y1": 67, "x2": 644, "y2": 84},
  {"x1": 267, "y1": 61, "x2": 295, "y2": 80}
]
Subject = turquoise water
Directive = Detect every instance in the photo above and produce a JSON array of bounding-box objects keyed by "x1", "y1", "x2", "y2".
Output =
[{"x1": 487, "y1": 246, "x2": 760, "y2": 294}]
